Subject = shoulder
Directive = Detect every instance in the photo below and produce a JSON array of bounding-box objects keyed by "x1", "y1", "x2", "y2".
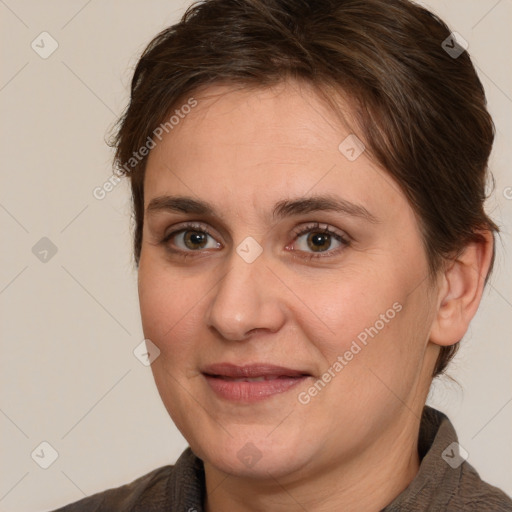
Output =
[
  {"x1": 51, "y1": 465, "x2": 173, "y2": 512},
  {"x1": 427, "y1": 408, "x2": 512, "y2": 511},
  {"x1": 51, "y1": 448, "x2": 205, "y2": 512},
  {"x1": 384, "y1": 407, "x2": 512, "y2": 511},
  {"x1": 449, "y1": 461, "x2": 512, "y2": 511}
]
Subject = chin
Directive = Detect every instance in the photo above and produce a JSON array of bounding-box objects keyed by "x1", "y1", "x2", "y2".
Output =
[{"x1": 189, "y1": 424, "x2": 316, "y2": 480}]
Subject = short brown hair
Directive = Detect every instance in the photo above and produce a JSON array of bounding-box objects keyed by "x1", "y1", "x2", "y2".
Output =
[{"x1": 111, "y1": 0, "x2": 499, "y2": 377}]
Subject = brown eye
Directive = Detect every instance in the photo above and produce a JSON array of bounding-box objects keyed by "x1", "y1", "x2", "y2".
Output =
[
  {"x1": 183, "y1": 230, "x2": 209, "y2": 250},
  {"x1": 289, "y1": 223, "x2": 350, "y2": 259},
  {"x1": 295, "y1": 230, "x2": 344, "y2": 254},
  {"x1": 306, "y1": 232, "x2": 332, "y2": 252},
  {"x1": 163, "y1": 225, "x2": 221, "y2": 253}
]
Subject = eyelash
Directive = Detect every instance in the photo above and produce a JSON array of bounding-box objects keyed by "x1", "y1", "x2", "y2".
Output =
[
  {"x1": 160, "y1": 221, "x2": 350, "y2": 260},
  {"x1": 290, "y1": 223, "x2": 350, "y2": 260}
]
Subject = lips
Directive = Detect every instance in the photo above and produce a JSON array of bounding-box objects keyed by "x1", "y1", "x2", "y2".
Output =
[{"x1": 202, "y1": 363, "x2": 311, "y2": 401}]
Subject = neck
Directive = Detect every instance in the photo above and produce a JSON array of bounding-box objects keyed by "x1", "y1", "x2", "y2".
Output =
[{"x1": 204, "y1": 411, "x2": 422, "y2": 512}]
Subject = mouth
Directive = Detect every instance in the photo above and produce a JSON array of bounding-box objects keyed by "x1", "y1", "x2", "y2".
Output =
[{"x1": 202, "y1": 363, "x2": 312, "y2": 402}]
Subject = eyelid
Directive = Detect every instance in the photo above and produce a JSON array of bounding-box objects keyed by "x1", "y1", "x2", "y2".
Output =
[
  {"x1": 290, "y1": 221, "x2": 349, "y2": 241},
  {"x1": 285, "y1": 221, "x2": 350, "y2": 259},
  {"x1": 161, "y1": 221, "x2": 223, "y2": 252},
  {"x1": 163, "y1": 221, "x2": 219, "y2": 241}
]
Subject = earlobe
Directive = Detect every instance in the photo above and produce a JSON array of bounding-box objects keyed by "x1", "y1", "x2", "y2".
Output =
[{"x1": 429, "y1": 231, "x2": 494, "y2": 347}]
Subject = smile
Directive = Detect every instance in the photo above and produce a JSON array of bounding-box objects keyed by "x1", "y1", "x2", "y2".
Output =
[{"x1": 202, "y1": 363, "x2": 311, "y2": 402}]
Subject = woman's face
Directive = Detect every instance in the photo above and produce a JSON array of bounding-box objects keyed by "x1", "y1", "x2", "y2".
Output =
[{"x1": 138, "y1": 81, "x2": 441, "y2": 479}]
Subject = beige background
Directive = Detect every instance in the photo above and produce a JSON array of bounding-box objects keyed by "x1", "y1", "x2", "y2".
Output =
[{"x1": 0, "y1": 1, "x2": 511, "y2": 510}]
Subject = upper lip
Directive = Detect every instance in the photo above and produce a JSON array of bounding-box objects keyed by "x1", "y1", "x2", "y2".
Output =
[{"x1": 202, "y1": 363, "x2": 310, "y2": 378}]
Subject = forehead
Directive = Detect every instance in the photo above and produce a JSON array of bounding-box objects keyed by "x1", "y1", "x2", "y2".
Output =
[
  {"x1": 165, "y1": 81, "x2": 351, "y2": 158},
  {"x1": 143, "y1": 81, "x2": 406, "y2": 222}
]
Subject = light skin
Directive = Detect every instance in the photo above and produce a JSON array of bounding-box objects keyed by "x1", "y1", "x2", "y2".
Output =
[{"x1": 137, "y1": 80, "x2": 493, "y2": 511}]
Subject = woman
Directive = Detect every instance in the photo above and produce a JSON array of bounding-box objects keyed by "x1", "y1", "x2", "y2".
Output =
[{"x1": 55, "y1": 0, "x2": 512, "y2": 510}]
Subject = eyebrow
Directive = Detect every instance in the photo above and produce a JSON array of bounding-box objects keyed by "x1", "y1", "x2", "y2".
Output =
[{"x1": 146, "y1": 194, "x2": 379, "y2": 223}]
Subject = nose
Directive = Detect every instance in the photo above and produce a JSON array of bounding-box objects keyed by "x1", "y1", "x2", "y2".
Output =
[{"x1": 205, "y1": 249, "x2": 286, "y2": 341}]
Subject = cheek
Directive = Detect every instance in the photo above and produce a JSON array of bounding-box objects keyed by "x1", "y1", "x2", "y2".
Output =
[
  {"x1": 138, "y1": 256, "x2": 204, "y2": 359},
  {"x1": 294, "y1": 263, "x2": 430, "y2": 404},
  {"x1": 293, "y1": 265, "x2": 402, "y2": 356}
]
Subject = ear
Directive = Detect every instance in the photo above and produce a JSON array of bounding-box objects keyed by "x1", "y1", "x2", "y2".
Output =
[{"x1": 429, "y1": 231, "x2": 494, "y2": 347}]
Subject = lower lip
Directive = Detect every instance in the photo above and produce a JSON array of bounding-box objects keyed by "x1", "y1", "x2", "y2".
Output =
[{"x1": 203, "y1": 375, "x2": 308, "y2": 402}]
